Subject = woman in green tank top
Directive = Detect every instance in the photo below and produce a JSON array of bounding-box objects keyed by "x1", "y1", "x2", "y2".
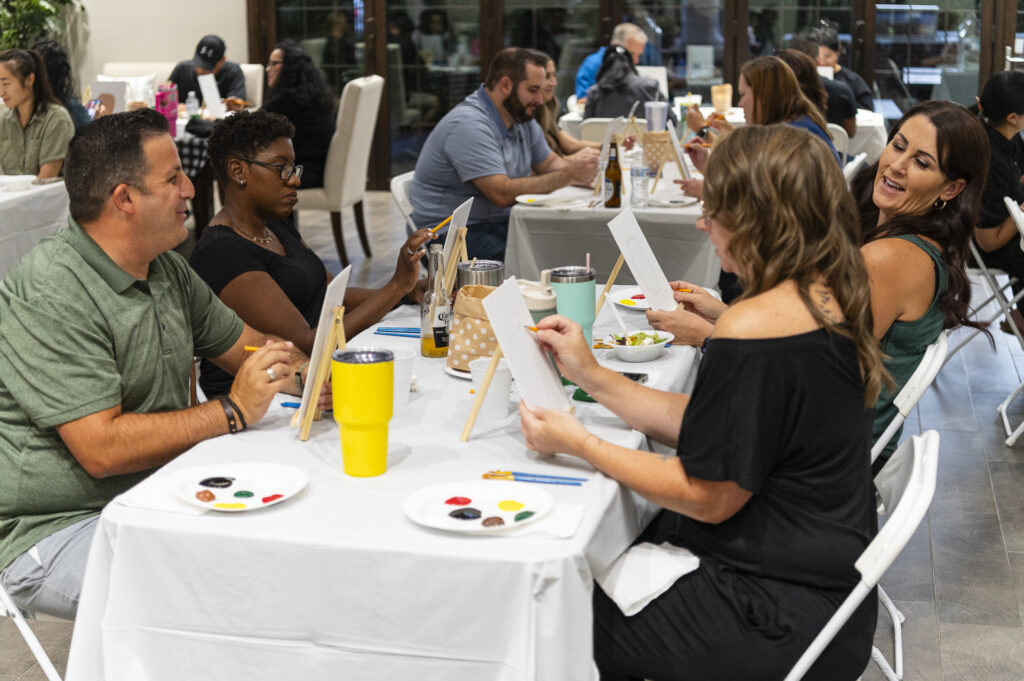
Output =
[
  {"x1": 650, "y1": 101, "x2": 991, "y2": 471},
  {"x1": 852, "y1": 101, "x2": 991, "y2": 469}
]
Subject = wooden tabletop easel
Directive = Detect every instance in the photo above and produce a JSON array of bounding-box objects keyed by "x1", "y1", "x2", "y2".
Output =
[
  {"x1": 297, "y1": 305, "x2": 347, "y2": 441},
  {"x1": 642, "y1": 131, "x2": 686, "y2": 193},
  {"x1": 442, "y1": 227, "x2": 470, "y2": 295}
]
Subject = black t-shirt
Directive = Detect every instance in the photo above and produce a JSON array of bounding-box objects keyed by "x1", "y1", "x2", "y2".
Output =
[
  {"x1": 979, "y1": 120, "x2": 1024, "y2": 230},
  {"x1": 188, "y1": 217, "x2": 328, "y2": 396},
  {"x1": 823, "y1": 77, "x2": 856, "y2": 127},
  {"x1": 168, "y1": 60, "x2": 247, "y2": 105},
  {"x1": 834, "y1": 67, "x2": 874, "y2": 111},
  {"x1": 261, "y1": 92, "x2": 336, "y2": 189},
  {"x1": 652, "y1": 328, "x2": 877, "y2": 591}
]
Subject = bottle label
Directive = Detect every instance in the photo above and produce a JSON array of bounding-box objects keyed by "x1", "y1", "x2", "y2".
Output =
[
  {"x1": 604, "y1": 177, "x2": 613, "y2": 202},
  {"x1": 431, "y1": 308, "x2": 450, "y2": 347}
]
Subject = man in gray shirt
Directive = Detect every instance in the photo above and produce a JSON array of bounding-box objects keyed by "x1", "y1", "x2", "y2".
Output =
[{"x1": 410, "y1": 47, "x2": 598, "y2": 261}]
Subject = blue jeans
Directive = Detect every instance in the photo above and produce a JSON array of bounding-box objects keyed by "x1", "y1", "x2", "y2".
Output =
[
  {"x1": 464, "y1": 219, "x2": 510, "y2": 262},
  {"x1": 0, "y1": 515, "x2": 99, "y2": 620}
]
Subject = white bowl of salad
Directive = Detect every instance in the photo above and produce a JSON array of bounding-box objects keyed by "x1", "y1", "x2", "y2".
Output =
[{"x1": 604, "y1": 330, "x2": 673, "y2": 363}]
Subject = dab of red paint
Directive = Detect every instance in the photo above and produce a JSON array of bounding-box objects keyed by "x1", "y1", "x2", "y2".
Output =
[
  {"x1": 445, "y1": 496, "x2": 471, "y2": 505},
  {"x1": 262, "y1": 494, "x2": 283, "y2": 504},
  {"x1": 631, "y1": 294, "x2": 646, "y2": 300}
]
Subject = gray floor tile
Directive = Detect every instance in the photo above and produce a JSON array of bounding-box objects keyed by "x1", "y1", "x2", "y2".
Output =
[
  {"x1": 918, "y1": 361, "x2": 978, "y2": 432},
  {"x1": 1009, "y1": 552, "x2": 1024, "y2": 634},
  {"x1": 930, "y1": 431, "x2": 998, "y2": 515},
  {"x1": 879, "y1": 514, "x2": 934, "y2": 603},
  {"x1": 931, "y1": 511, "x2": 1020, "y2": 627},
  {"x1": 862, "y1": 600, "x2": 941, "y2": 681},
  {"x1": 938, "y1": 622, "x2": 1024, "y2": 681},
  {"x1": 989, "y1": 462, "x2": 1024, "y2": 552},
  {"x1": 13, "y1": 647, "x2": 68, "y2": 681}
]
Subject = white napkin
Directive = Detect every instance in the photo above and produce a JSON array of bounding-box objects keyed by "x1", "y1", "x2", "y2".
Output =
[
  {"x1": 594, "y1": 542, "x2": 700, "y2": 616},
  {"x1": 114, "y1": 473, "x2": 209, "y2": 515},
  {"x1": 503, "y1": 503, "x2": 584, "y2": 538}
]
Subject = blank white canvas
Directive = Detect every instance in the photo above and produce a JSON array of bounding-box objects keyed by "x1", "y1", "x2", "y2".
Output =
[
  {"x1": 443, "y1": 197, "x2": 473, "y2": 264},
  {"x1": 197, "y1": 73, "x2": 226, "y2": 118},
  {"x1": 665, "y1": 121, "x2": 691, "y2": 180},
  {"x1": 481, "y1": 278, "x2": 571, "y2": 412},
  {"x1": 607, "y1": 210, "x2": 677, "y2": 310},
  {"x1": 295, "y1": 265, "x2": 351, "y2": 430}
]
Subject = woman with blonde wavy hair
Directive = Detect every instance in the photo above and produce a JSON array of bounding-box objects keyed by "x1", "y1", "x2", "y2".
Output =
[{"x1": 519, "y1": 124, "x2": 883, "y2": 681}]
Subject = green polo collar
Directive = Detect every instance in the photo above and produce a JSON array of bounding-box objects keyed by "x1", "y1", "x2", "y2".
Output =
[{"x1": 62, "y1": 216, "x2": 140, "y2": 294}]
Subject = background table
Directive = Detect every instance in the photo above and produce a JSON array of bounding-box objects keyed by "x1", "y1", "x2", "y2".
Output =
[
  {"x1": 175, "y1": 133, "x2": 214, "y2": 233},
  {"x1": 0, "y1": 181, "x2": 69, "y2": 278},
  {"x1": 559, "y1": 106, "x2": 888, "y2": 165},
  {"x1": 507, "y1": 199, "x2": 719, "y2": 289},
  {"x1": 66, "y1": 295, "x2": 700, "y2": 681}
]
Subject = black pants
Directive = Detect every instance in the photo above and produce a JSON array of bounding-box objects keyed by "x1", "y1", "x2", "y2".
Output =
[
  {"x1": 463, "y1": 219, "x2": 510, "y2": 262},
  {"x1": 974, "y1": 233, "x2": 1024, "y2": 297}
]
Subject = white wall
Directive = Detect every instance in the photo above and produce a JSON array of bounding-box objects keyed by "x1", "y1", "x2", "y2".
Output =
[{"x1": 69, "y1": 0, "x2": 249, "y2": 87}]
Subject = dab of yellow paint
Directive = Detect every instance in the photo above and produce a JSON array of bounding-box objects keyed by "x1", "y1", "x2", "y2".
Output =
[
  {"x1": 214, "y1": 503, "x2": 247, "y2": 510},
  {"x1": 498, "y1": 499, "x2": 525, "y2": 512},
  {"x1": 619, "y1": 299, "x2": 636, "y2": 306}
]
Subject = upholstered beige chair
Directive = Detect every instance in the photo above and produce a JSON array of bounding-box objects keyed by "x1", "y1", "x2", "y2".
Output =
[{"x1": 294, "y1": 75, "x2": 384, "y2": 266}]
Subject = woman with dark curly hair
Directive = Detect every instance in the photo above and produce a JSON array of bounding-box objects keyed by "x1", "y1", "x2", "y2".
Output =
[
  {"x1": 31, "y1": 39, "x2": 90, "y2": 131},
  {"x1": 0, "y1": 48, "x2": 74, "y2": 178},
  {"x1": 261, "y1": 40, "x2": 336, "y2": 188},
  {"x1": 189, "y1": 110, "x2": 434, "y2": 398}
]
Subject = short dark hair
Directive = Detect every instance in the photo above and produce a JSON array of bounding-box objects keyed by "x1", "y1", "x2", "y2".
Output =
[
  {"x1": 31, "y1": 40, "x2": 76, "y2": 102},
  {"x1": 65, "y1": 108, "x2": 171, "y2": 224},
  {"x1": 207, "y1": 110, "x2": 295, "y2": 185},
  {"x1": 979, "y1": 70, "x2": 1024, "y2": 124},
  {"x1": 814, "y1": 20, "x2": 841, "y2": 53},
  {"x1": 788, "y1": 31, "x2": 819, "y2": 59},
  {"x1": 0, "y1": 48, "x2": 61, "y2": 118},
  {"x1": 484, "y1": 47, "x2": 548, "y2": 90}
]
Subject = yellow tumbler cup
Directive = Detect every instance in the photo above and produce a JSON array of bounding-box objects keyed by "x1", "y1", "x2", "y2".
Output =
[{"x1": 331, "y1": 348, "x2": 394, "y2": 477}]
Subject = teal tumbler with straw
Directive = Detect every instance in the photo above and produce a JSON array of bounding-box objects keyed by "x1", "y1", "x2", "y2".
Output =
[{"x1": 549, "y1": 266, "x2": 597, "y2": 346}]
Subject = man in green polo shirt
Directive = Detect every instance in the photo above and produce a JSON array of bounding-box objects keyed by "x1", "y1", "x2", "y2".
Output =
[{"x1": 0, "y1": 109, "x2": 304, "y2": 620}]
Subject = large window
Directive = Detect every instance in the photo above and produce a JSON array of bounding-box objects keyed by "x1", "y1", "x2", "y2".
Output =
[{"x1": 257, "y1": 0, "x2": 1024, "y2": 186}]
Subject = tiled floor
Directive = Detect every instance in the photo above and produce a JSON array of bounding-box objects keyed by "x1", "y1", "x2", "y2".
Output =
[{"x1": 4, "y1": 193, "x2": 1024, "y2": 678}]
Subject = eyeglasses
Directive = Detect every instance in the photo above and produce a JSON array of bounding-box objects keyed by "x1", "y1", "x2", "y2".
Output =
[
  {"x1": 237, "y1": 157, "x2": 303, "y2": 181},
  {"x1": 267, "y1": 60, "x2": 283, "y2": 68}
]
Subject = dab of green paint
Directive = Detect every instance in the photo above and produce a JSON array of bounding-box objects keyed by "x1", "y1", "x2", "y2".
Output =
[
  {"x1": 234, "y1": 490, "x2": 254, "y2": 498},
  {"x1": 514, "y1": 511, "x2": 535, "y2": 522}
]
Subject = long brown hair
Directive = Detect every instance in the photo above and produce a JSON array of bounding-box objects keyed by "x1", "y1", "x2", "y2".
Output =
[
  {"x1": 852, "y1": 100, "x2": 989, "y2": 334},
  {"x1": 704, "y1": 124, "x2": 889, "y2": 404},
  {"x1": 775, "y1": 49, "x2": 827, "y2": 119},
  {"x1": 535, "y1": 95, "x2": 566, "y2": 157},
  {"x1": 741, "y1": 55, "x2": 828, "y2": 132}
]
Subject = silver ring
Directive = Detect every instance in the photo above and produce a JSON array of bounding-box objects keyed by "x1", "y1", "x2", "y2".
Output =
[
  {"x1": 405, "y1": 246, "x2": 417, "y2": 255},
  {"x1": 266, "y1": 367, "x2": 278, "y2": 381}
]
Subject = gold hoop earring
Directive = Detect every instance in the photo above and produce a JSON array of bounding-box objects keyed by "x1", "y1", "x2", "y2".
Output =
[{"x1": 934, "y1": 198, "x2": 947, "y2": 211}]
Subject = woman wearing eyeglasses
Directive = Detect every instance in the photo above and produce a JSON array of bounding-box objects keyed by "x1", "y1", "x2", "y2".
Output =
[{"x1": 189, "y1": 110, "x2": 434, "y2": 398}]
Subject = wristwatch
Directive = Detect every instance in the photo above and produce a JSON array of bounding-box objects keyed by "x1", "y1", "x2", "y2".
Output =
[{"x1": 696, "y1": 125, "x2": 711, "y2": 139}]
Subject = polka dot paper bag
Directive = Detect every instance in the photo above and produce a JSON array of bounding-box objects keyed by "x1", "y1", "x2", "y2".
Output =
[{"x1": 447, "y1": 285, "x2": 498, "y2": 372}]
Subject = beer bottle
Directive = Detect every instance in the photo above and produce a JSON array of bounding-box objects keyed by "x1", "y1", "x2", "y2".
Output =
[
  {"x1": 603, "y1": 138, "x2": 622, "y2": 208},
  {"x1": 420, "y1": 244, "x2": 450, "y2": 358}
]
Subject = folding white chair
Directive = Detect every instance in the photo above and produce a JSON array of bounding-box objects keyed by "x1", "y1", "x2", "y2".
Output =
[
  {"x1": 0, "y1": 584, "x2": 64, "y2": 681},
  {"x1": 864, "y1": 331, "x2": 945, "y2": 680},
  {"x1": 389, "y1": 171, "x2": 417, "y2": 236},
  {"x1": 945, "y1": 235, "x2": 1024, "y2": 364},
  {"x1": 579, "y1": 117, "x2": 647, "y2": 143},
  {"x1": 843, "y1": 152, "x2": 868, "y2": 185},
  {"x1": 784, "y1": 430, "x2": 939, "y2": 681},
  {"x1": 826, "y1": 123, "x2": 849, "y2": 165},
  {"x1": 995, "y1": 196, "x2": 1024, "y2": 444},
  {"x1": 872, "y1": 331, "x2": 947, "y2": 464}
]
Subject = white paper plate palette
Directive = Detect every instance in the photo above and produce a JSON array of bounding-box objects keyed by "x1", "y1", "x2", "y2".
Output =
[
  {"x1": 404, "y1": 480, "x2": 554, "y2": 533},
  {"x1": 171, "y1": 463, "x2": 308, "y2": 512}
]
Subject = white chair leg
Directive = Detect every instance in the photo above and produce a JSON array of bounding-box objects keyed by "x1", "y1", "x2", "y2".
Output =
[
  {"x1": 877, "y1": 585, "x2": 904, "y2": 679},
  {"x1": 997, "y1": 381, "x2": 1024, "y2": 446},
  {"x1": 871, "y1": 645, "x2": 900, "y2": 681}
]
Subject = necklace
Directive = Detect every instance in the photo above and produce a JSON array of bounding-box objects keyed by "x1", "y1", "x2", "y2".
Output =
[{"x1": 228, "y1": 216, "x2": 273, "y2": 244}]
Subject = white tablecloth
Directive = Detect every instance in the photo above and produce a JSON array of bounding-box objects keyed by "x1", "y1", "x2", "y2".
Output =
[
  {"x1": 66, "y1": 296, "x2": 700, "y2": 681},
  {"x1": 507, "y1": 169, "x2": 719, "y2": 290},
  {"x1": 559, "y1": 106, "x2": 888, "y2": 165},
  {"x1": 0, "y1": 181, "x2": 69, "y2": 278}
]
